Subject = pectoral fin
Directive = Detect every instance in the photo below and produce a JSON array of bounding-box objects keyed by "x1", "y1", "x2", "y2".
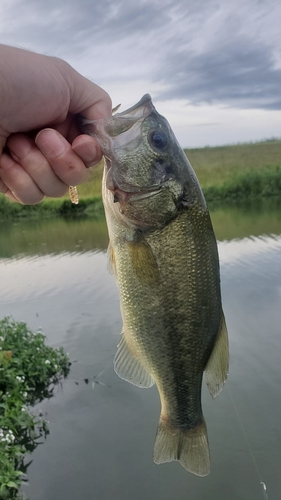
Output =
[
  {"x1": 114, "y1": 333, "x2": 155, "y2": 388},
  {"x1": 205, "y1": 312, "x2": 229, "y2": 398},
  {"x1": 127, "y1": 239, "x2": 159, "y2": 285}
]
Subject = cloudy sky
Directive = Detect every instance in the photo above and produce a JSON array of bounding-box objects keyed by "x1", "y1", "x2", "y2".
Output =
[{"x1": 1, "y1": 0, "x2": 281, "y2": 147}]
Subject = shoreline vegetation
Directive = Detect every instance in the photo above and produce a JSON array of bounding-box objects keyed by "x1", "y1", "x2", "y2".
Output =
[
  {"x1": 0, "y1": 317, "x2": 70, "y2": 499},
  {"x1": 1, "y1": 138, "x2": 281, "y2": 219}
]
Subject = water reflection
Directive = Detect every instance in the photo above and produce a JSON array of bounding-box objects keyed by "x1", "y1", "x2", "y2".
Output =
[
  {"x1": 0, "y1": 199, "x2": 280, "y2": 500},
  {"x1": 0, "y1": 217, "x2": 108, "y2": 258},
  {"x1": 210, "y1": 197, "x2": 281, "y2": 241},
  {"x1": 0, "y1": 195, "x2": 281, "y2": 259}
]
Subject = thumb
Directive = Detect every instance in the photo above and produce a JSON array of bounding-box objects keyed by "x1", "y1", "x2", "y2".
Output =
[{"x1": 64, "y1": 64, "x2": 112, "y2": 121}]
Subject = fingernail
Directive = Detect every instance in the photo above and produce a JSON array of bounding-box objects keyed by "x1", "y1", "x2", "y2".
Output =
[{"x1": 35, "y1": 129, "x2": 65, "y2": 158}]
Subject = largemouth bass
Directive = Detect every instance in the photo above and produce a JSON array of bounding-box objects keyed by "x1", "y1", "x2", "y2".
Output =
[{"x1": 82, "y1": 95, "x2": 229, "y2": 476}]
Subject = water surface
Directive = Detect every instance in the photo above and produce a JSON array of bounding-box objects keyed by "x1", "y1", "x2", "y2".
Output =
[{"x1": 0, "y1": 200, "x2": 280, "y2": 500}]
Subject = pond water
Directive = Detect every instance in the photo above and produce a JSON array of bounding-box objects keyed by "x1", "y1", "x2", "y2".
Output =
[{"x1": 0, "y1": 198, "x2": 281, "y2": 500}]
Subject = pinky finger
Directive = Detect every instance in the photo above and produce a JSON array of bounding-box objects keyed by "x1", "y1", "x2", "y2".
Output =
[
  {"x1": 0, "y1": 153, "x2": 44, "y2": 204},
  {"x1": 0, "y1": 176, "x2": 19, "y2": 202}
]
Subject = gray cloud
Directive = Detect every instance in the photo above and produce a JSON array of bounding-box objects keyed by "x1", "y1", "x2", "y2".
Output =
[
  {"x1": 155, "y1": 37, "x2": 281, "y2": 109},
  {"x1": 1, "y1": 0, "x2": 281, "y2": 111}
]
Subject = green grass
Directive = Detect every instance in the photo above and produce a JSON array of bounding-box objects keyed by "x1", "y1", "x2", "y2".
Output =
[
  {"x1": 186, "y1": 139, "x2": 281, "y2": 186},
  {"x1": 1, "y1": 139, "x2": 281, "y2": 219},
  {"x1": 55, "y1": 138, "x2": 281, "y2": 203},
  {"x1": 0, "y1": 194, "x2": 104, "y2": 221},
  {"x1": 185, "y1": 139, "x2": 281, "y2": 202}
]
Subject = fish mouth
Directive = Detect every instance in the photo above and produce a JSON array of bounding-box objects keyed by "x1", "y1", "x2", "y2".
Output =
[
  {"x1": 104, "y1": 157, "x2": 160, "y2": 203},
  {"x1": 112, "y1": 94, "x2": 152, "y2": 119},
  {"x1": 111, "y1": 187, "x2": 161, "y2": 204}
]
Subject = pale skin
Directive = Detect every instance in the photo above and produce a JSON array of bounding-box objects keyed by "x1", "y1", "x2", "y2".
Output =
[{"x1": 0, "y1": 44, "x2": 112, "y2": 204}]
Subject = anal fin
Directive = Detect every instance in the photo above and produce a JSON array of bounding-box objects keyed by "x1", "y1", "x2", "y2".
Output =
[
  {"x1": 114, "y1": 333, "x2": 155, "y2": 388},
  {"x1": 205, "y1": 311, "x2": 229, "y2": 398}
]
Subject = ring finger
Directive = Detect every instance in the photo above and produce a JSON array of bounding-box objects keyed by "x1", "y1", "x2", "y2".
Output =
[
  {"x1": 6, "y1": 133, "x2": 68, "y2": 198},
  {"x1": 0, "y1": 152, "x2": 45, "y2": 204}
]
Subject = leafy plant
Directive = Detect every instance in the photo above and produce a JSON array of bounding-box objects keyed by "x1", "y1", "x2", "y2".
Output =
[{"x1": 0, "y1": 317, "x2": 71, "y2": 499}]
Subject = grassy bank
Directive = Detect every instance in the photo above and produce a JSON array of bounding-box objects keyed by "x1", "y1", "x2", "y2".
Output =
[
  {"x1": 186, "y1": 139, "x2": 281, "y2": 202},
  {"x1": 0, "y1": 194, "x2": 104, "y2": 221},
  {"x1": 68, "y1": 138, "x2": 281, "y2": 204},
  {"x1": 1, "y1": 139, "x2": 281, "y2": 219}
]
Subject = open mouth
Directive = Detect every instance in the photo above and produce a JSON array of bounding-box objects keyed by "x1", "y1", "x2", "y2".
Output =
[
  {"x1": 111, "y1": 187, "x2": 161, "y2": 204},
  {"x1": 104, "y1": 160, "x2": 161, "y2": 203}
]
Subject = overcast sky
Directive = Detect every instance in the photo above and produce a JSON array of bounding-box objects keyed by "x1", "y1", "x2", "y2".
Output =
[{"x1": 1, "y1": 0, "x2": 281, "y2": 147}]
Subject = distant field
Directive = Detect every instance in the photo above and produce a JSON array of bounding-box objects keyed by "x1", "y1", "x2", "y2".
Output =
[
  {"x1": 186, "y1": 139, "x2": 281, "y2": 187},
  {"x1": 1, "y1": 139, "x2": 281, "y2": 219},
  {"x1": 75, "y1": 138, "x2": 281, "y2": 202},
  {"x1": 186, "y1": 139, "x2": 281, "y2": 202}
]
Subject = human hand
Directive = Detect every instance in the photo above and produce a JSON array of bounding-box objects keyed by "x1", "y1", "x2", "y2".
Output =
[{"x1": 0, "y1": 45, "x2": 112, "y2": 204}]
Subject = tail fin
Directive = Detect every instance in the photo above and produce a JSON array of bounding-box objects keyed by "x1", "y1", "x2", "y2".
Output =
[{"x1": 153, "y1": 418, "x2": 210, "y2": 477}]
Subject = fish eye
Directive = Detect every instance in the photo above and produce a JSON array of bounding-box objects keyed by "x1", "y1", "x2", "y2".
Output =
[{"x1": 149, "y1": 130, "x2": 168, "y2": 150}]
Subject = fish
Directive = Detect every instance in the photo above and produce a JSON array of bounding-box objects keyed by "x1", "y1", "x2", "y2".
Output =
[{"x1": 81, "y1": 94, "x2": 229, "y2": 476}]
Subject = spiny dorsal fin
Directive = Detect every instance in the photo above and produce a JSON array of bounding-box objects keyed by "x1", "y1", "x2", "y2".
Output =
[
  {"x1": 204, "y1": 312, "x2": 229, "y2": 398},
  {"x1": 126, "y1": 239, "x2": 159, "y2": 285},
  {"x1": 112, "y1": 103, "x2": 121, "y2": 114},
  {"x1": 114, "y1": 333, "x2": 155, "y2": 388}
]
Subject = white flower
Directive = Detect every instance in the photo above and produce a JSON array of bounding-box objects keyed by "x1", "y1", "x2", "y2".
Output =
[
  {"x1": 21, "y1": 406, "x2": 26, "y2": 412},
  {"x1": 0, "y1": 336, "x2": 4, "y2": 341},
  {"x1": 0, "y1": 428, "x2": 15, "y2": 444},
  {"x1": 22, "y1": 392, "x2": 28, "y2": 398},
  {"x1": 45, "y1": 360, "x2": 50, "y2": 365},
  {"x1": 7, "y1": 430, "x2": 15, "y2": 442},
  {"x1": 16, "y1": 376, "x2": 25, "y2": 382}
]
